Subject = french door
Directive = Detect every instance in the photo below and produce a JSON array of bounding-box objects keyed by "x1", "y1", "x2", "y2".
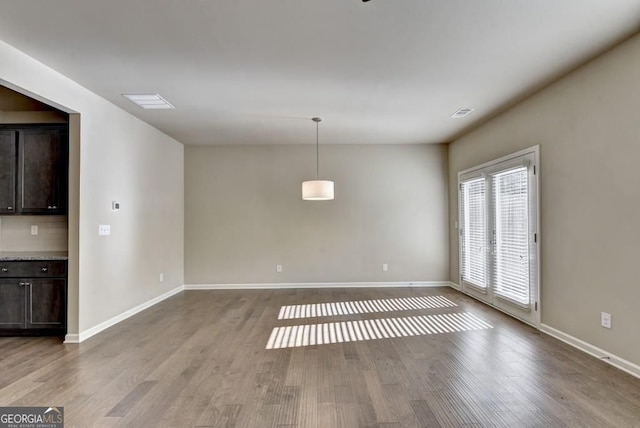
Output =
[{"x1": 458, "y1": 147, "x2": 539, "y2": 326}]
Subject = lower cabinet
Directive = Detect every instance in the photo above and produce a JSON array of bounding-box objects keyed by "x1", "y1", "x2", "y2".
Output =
[
  {"x1": 0, "y1": 280, "x2": 25, "y2": 329},
  {"x1": 0, "y1": 261, "x2": 67, "y2": 336}
]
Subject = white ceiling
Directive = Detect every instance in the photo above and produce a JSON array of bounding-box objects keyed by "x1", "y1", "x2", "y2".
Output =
[{"x1": 1, "y1": 1, "x2": 639, "y2": 146}]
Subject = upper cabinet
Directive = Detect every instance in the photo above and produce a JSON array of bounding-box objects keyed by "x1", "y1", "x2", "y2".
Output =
[
  {"x1": 0, "y1": 125, "x2": 68, "y2": 215},
  {"x1": 18, "y1": 128, "x2": 68, "y2": 214},
  {"x1": 0, "y1": 131, "x2": 17, "y2": 214}
]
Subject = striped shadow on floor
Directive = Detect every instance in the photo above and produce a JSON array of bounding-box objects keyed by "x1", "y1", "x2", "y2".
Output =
[
  {"x1": 277, "y1": 295, "x2": 457, "y2": 320},
  {"x1": 266, "y1": 312, "x2": 492, "y2": 349}
]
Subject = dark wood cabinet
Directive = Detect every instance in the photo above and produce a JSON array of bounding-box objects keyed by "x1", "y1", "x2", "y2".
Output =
[
  {"x1": 28, "y1": 279, "x2": 66, "y2": 329},
  {"x1": 0, "y1": 280, "x2": 25, "y2": 329},
  {"x1": 0, "y1": 125, "x2": 68, "y2": 215},
  {"x1": 0, "y1": 130, "x2": 17, "y2": 214},
  {"x1": 0, "y1": 260, "x2": 67, "y2": 336},
  {"x1": 18, "y1": 128, "x2": 68, "y2": 214}
]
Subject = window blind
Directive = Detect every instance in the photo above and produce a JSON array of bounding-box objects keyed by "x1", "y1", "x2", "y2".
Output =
[
  {"x1": 461, "y1": 177, "x2": 487, "y2": 289},
  {"x1": 492, "y1": 167, "x2": 530, "y2": 305}
]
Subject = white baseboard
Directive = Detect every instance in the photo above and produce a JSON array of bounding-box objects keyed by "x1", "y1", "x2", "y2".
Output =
[
  {"x1": 64, "y1": 285, "x2": 184, "y2": 344},
  {"x1": 540, "y1": 323, "x2": 640, "y2": 380},
  {"x1": 448, "y1": 281, "x2": 461, "y2": 290},
  {"x1": 184, "y1": 281, "x2": 450, "y2": 290},
  {"x1": 63, "y1": 333, "x2": 80, "y2": 343}
]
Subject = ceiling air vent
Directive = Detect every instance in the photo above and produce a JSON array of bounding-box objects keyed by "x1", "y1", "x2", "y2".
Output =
[
  {"x1": 122, "y1": 93, "x2": 174, "y2": 110},
  {"x1": 451, "y1": 108, "x2": 474, "y2": 119}
]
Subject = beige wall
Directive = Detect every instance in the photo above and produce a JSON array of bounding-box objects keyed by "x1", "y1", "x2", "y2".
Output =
[
  {"x1": 0, "y1": 40, "x2": 184, "y2": 336},
  {"x1": 448, "y1": 34, "x2": 640, "y2": 366},
  {"x1": 0, "y1": 216, "x2": 67, "y2": 251},
  {"x1": 0, "y1": 111, "x2": 67, "y2": 123},
  {"x1": 0, "y1": 85, "x2": 62, "y2": 111},
  {"x1": 186, "y1": 144, "x2": 449, "y2": 285}
]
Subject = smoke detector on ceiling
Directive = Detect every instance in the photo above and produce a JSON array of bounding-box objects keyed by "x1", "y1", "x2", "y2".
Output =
[{"x1": 451, "y1": 108, "x2": 474, "y2": 119}]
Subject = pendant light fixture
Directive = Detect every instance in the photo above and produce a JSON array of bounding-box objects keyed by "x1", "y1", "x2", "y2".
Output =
[{"x1": 302, "y1": 117, "x2": 334, "y2": 200}]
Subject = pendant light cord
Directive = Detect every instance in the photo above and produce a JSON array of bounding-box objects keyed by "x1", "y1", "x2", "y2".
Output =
[{"x1": 316, "y1": 119, "x2": 320, "y2": 179}]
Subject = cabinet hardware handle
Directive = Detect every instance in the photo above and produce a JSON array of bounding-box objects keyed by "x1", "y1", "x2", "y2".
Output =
[
  {"x1": 48, "y1": 206, "x2": 53, "y2": 209},
  {"x1": 41, "y1": 267, "x2": 48, "y2": 272},
  {"x1": 1, "y1": 268, "x2": 8, "y2": 273},
  {"x1": 7, "y1": 207, "x2": 12, "y2": 210},
  {"x1": 19, "y1": 282, "x2": 26, "y2": 286}
]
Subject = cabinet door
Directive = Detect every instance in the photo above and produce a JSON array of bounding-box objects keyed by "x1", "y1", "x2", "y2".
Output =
[
  {"x1": 27, "y1": 279, "x2": 66, "y2": 329},
  {"x1": 0, "y1": 280, "x2": 26, "y2": 329},
  {"x1": 18, "y1": 128, "x2": 67, "y2": 214},
  {"x1": 0, "y1": 131, "x2": 17, "y2": 214}
]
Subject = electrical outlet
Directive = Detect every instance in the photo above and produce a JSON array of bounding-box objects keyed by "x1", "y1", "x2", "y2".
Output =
[
  {"x1": 382, "y1": 263, "x2": 388, "y2": 272},
  {"x1": 276, "y1": 264, "x2": 283, "y2": 273},
  {"x1": 98, "y1": 224, "x2": 111, "y2": 236},
  {"x1": 601, "y1": 312, "x2": 612, "y2": 329},
  {"x1": 30, "y1": 225, "x2": 38, "y2": 235}
]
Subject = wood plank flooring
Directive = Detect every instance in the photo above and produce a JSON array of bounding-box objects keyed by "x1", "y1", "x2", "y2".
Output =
[{"x1": 1, "y1": 287, "x2": 639, "y2": 427}]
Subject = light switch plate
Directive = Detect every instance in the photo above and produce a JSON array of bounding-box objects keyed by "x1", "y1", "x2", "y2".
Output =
[
  {"x1": 31, "y1": 225, "x2": 38, "y2": 235},
  {"x1": 98, "y1": 224, "x2": 111, "y2": 236},
  {"x1": 601, "y1": 312, "x2": 612, "y2": 329}
]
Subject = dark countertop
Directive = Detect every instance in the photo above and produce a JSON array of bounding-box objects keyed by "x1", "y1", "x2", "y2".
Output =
[{"x1": 0, "y1": 251, "x2": 69, "y2": 261}]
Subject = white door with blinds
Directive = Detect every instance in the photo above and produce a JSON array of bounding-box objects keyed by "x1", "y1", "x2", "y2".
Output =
[{"x1": 458, "y1": 147, "x2": 539, "y2": 326}]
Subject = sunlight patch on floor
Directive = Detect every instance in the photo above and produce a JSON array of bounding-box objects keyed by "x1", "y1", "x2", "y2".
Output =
[
  {"x1": 277, "y1": 296, "x2": 457, "y2": 320},
  {"x1": 266, "y1": 312, "x2": 492, "y2": 349}
]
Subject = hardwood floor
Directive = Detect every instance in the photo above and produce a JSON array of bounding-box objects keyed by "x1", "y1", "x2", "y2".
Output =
[{"x1": 1, "y1": 287, "x2": 639, "y2": 427}]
